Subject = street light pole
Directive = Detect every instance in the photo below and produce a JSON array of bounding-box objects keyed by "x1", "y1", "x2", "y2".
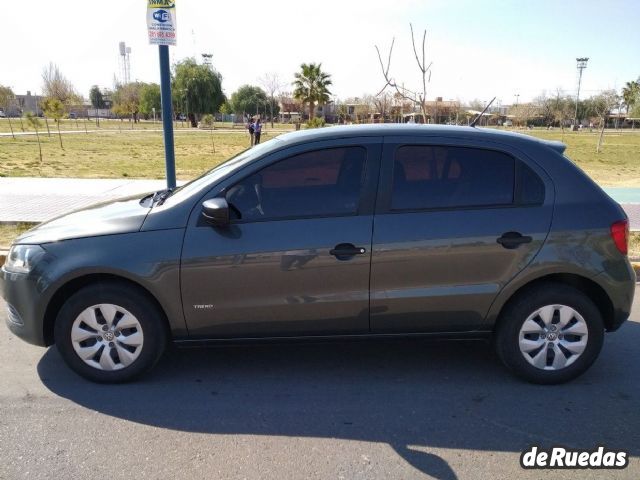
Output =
[{"x1": 573, "y1": 57, "x2": 589, "y2": 128}]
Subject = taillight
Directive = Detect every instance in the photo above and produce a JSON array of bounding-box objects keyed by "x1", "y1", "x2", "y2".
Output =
[{"x1": 610, "y1": 220, "x2": 629, "y2": 255}]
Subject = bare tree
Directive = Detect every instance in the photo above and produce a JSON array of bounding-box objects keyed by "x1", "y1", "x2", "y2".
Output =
[
  {"x1": 42, "y1": 63, "x2": 79, "y2": 105},
  {"x1": 375, "y1": 24, "x2": 433, "y2": 121},
  {"x1": 593, "y1": 90, "x2": 619, "y2": 153},
  {"x1": 259, "y1": 73, "x2": 284, "y2": 128},
  {"x1": 373, "y1": 92, "x2": 394, "y2": 123}
]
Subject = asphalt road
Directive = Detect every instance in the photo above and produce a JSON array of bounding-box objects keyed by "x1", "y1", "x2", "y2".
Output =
[{"x1": 0, "y1": 297, "x2": 638, "y2": 480}]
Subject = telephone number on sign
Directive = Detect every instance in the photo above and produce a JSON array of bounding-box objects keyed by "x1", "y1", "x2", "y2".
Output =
[{"x1": 149, "y1": 31, "x2": 176, "y2": 38}]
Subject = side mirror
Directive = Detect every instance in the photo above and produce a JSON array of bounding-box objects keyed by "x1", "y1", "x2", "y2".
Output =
[{"x1": 201, "y1": 198, "x2": 230, "y2": 227}]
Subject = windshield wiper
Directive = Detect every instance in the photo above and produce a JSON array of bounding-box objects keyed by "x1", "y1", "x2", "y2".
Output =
[{"x1": 153, "y1": 188, "x2": 174, "y2": 205}]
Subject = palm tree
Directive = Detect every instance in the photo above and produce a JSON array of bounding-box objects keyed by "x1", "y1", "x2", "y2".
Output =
[
  {"x1": 622, "y1": 81, "x2": 639, "y2": 115},
  {"x1": 622, "y1": 80, "x2": 639, "y2": 129},
  {"x1": 293, "y1": 63, "x2": 332, "y2": 120}
]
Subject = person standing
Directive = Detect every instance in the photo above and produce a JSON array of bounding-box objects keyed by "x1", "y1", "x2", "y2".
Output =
[
  {"x1": 247, "y1": 116, "x2": 255, "y2": 146},
  {"x1": 253, "y1": 118, "x2": 263, "y2": 145}
]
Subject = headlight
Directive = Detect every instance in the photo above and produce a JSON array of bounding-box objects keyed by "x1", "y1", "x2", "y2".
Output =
[{"x1": 4, "y1": 245, "x2": 46, "y2": 274}]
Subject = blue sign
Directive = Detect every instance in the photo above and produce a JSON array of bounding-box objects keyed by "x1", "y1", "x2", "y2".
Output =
[{"x1": 153, "y1": 10, "x2": 169, "y2": 22}]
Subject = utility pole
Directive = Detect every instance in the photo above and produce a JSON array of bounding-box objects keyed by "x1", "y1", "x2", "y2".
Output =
[{"x1": 573, "y1": 57, "x2": 589, "y2": 128}]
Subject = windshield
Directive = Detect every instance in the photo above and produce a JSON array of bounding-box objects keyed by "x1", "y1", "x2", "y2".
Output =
[{"x1": 162, "y1": 137, "x2": 283, "y2": 205}]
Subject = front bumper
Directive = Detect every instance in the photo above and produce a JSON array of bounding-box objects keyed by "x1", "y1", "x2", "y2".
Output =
[{"x1": 1, "y1": 266, "x2": 48, "y2": 347}]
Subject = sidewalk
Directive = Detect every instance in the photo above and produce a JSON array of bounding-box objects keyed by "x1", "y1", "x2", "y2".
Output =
[{"x1": 0, "y1": 177, "x2": 179, "y2": 222}]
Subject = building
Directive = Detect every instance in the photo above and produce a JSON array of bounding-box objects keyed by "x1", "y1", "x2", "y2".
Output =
[{"x1": 5, "y1": 91, "x2": 44, "y2": 116}]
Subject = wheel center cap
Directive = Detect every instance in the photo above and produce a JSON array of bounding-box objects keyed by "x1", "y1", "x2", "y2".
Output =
[
  {"x1": 103, "y1": 331, "x2": 115, "y2": 342},
  {"x1": 547, "y1": 332, "x2": 557, "y2": 341}
]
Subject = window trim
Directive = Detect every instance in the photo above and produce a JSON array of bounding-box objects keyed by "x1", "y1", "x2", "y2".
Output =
[{"x1": 224, "y1": 145, "x2": 370, "y2": 224}]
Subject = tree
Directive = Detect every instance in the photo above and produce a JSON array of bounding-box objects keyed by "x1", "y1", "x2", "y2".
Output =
[
  {"x1": 260, "y1": 73, "x2": 285, "y2": 127},
  {"x1": 546, "y1": 90, "x2": 574, "y2": 135},
  {"x1": 622, "y1": 80, "x2": 639, "y2": 113},
  {"x1": 89, "y1": 86, "x2": 105, "y2": 109},
  {"x1": 0, "y1": 85, "x2": 16, "y2": 139},
  {"x1": 467, "y1": 99, "x2": 485, "y2": 112},
  {"x1": 373, "y1": 92, "x2": 394, "y2": 122},
  {"x1": 293, "y1": 63, "x2": 332, "y2": 120},
  {"x1": 375, "y1": 24, "x2": 433, "y2": 121},
  {"x1": 112, "y1": 82, "x2": 144, "y2": 126},
  {"x1": 622, "y1": 80, "x2": 639, "y2": 128},
  {"x1": 25, "y1": 112, "x2": 43, "y2": 164},
  {"x1": 509, "y1": 103, "x2": 539, "y2": 127},
  {"x1": 592, "y1": 90, "x2": 619, "y2": 153},
  {"x1": 173, "y1": 58, "x2": 225, "y2": 127},
  {"x1": 42, "y1": 62, "x2": 79, "y2": 105},
  {"x1": 41, "y1": 98, "x2": 65, "y2": 148},
  {"x1": 230, "y1": 85, "x2": 269, "y2": 118},
  {"x1": 139, "y1": 83, "x2": 161, "y2": 118}
]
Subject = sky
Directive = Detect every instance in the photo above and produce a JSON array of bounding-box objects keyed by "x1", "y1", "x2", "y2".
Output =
[{"x1": 2, "y1": 0, "x2": 639, "y2": 105}]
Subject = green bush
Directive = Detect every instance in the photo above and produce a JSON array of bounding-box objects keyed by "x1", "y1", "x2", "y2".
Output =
[
  {"x1": 306, "y1": 117, "x2": 325, "y2": 129},
  {"x1": 200, "y1": 114, "x2": 215, "y2": 128}
]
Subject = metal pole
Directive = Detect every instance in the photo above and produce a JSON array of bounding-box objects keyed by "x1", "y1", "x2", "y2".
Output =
[
  {"x1": 574, "y1": 58, "x2": 589, "y2": 128},
  {"x1": 574, "y1": 68, "x2": 583, "y2": 127},
  {"x1": 159, "y1": 45, "x2": 176, "y2": 189}
]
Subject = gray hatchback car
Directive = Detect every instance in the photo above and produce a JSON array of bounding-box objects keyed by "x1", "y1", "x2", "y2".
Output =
[{"x1": 1, "y1": 125, "x2": 635, "y2": 384}]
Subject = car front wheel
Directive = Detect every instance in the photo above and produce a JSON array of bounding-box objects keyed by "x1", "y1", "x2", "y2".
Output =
[{"x1": 54, "y1": 282, "x2": 167, "y2": 383}]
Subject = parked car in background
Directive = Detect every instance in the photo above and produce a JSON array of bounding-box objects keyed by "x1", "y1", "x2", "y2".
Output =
[
  {"x1": 0, "y1": 110, "x2": 6, "y2": 118},
  {"x1": 1, "y1": 125, "x2": 635, "y2": 383}
]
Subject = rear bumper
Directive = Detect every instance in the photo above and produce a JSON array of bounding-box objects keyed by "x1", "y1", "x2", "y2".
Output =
[{"x1": 595, "y1": 260, "x2": 636, "y2": 332}]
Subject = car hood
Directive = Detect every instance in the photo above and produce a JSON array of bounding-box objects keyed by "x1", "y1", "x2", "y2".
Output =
[{"x1": 14, "y1": 195, "x2": 152, "y2": 245}]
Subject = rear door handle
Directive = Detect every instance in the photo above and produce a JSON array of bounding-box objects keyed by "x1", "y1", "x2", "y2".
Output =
[
  {"x1": 330, "y1": 243, "x2": 367, "y2": 259},
  {"x1": 497, "y1": 232, "x2": 532, "y2": 249}
]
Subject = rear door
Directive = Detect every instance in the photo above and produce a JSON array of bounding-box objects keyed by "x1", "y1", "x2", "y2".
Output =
[
  {"x1": 370, "y1": 136, "x2": 553, "y2": 333},
  {"x1": 180, "y1": 138, "x2": 382, "y2": 338}
]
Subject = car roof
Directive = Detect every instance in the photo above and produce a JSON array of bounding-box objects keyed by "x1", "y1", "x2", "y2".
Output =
[{"x1": 275, "y1": 124, "x2": 566, "y2": 154}]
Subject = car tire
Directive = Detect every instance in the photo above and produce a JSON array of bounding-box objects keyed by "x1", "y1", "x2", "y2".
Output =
[
  {"x1": 54, "y1": 282, "x2": 167, "y2": 383},
  {"x1": 495, "y1": 283, "x2": 604, "y2": 384}
]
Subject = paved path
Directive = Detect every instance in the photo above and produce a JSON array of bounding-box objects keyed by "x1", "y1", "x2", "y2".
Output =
[
  {"x1": 0, "y1": 177, "x2": 178, "y2": 222},
  {"x1": 0, "y1": 177, "x2": 639, "y2": 227}
]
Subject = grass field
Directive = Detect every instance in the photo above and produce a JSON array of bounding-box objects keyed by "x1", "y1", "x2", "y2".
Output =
[
  {"x1": 0, "y1": 223, "x2": 36, "y2": 248},
  {"x1": 0, "y1": 130, "x2": 252, "y2": 179},
  {"x1": 1, "y1": 122, "x2": 639, "y2": 185},
  {"x1": 523, "y1": 129, "x2": 640, "y2": 187}
]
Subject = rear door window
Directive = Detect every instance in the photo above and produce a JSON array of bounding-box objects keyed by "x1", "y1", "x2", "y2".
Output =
[{"x1": 391, "y1": 145, "x2": 515, "y2": 210}]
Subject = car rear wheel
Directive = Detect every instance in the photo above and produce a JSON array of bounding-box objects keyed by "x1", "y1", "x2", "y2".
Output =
[
  {"x1": 54, "y1": 282, "x2": 167, "y2": 383},
  {"x1": 495, "y1": 283, "x2": 604, "y2": 384}
]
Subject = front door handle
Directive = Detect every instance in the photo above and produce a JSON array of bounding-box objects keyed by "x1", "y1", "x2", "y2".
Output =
[
  {"x1": 497, "y1": 232, "x2": 533, "y2": 249},
  {"x1": 330, "y1": 243, "x2": 367, "y2": 260}
]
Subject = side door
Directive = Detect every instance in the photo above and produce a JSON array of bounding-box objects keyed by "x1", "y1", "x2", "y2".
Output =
[
  {"x1": 180, "y1": 138, "x2": 382, "y2": 338},
  {"x1": 370, "y1": 136, "x2": 554, "y2": 333}
]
